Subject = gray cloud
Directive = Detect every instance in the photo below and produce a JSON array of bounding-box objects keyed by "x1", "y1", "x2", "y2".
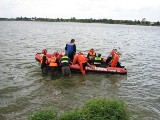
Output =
[{"x1": 0, "y1": 0, "x2": 160, "y2": 21}]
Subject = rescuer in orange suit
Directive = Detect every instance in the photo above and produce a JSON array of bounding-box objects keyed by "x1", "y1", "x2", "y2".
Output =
[
  {"x1": 49, "y1": 53, "x2": 59, "y2": 77},
  {"x1": 87, "y1": 48, "x2": 96, "y2": 64},
  {"x1": 73, "y1": 52, "x2": 92, "y2": 75},
  {"x1": 110, "y1": 52, "x2": 122, "y2": 67},
  {"x1": 106, "y1": 49, "x2": 117, "y2": 66},
  {"x1": 40, "y1": 49, "x2": 48, "y2": 74}
]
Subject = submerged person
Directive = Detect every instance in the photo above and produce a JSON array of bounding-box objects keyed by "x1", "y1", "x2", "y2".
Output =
[
  {"x1": 93, "y1": 53, "x2": 103, "y2": 67},
  {"x1": 73, "y1": 52, "x2": 92, "y2": 75},
  {"x1": 65, "y1": 39, "x2": 76, "y2": 61},
  {"x1": 49, "y1": 53, "x2": 59, "y2": 77},
  {"x1": 60, "y1": 53, "x2": 71, "y2": 77},
  {"x1": 87, "y1": 48, "x2": 96, "y2": 64},
  {"x1": 40, "y1": 49, "x2": 48, "y2": 74},
  {"x1": 110, "y1": 52, "x2": 122, "y2": 68},
  {"x1": 106, "y1": 49, "x2": 117, "y2": 66}
]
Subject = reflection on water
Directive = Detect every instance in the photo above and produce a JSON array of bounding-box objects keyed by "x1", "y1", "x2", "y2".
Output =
[{"x1": 0, "y1": 21, "x2": 160, "y2": 120}]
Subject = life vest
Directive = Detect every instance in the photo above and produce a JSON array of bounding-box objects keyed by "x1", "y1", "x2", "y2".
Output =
[
  {"x1": 61, "y1": 56, "x2": 69, "y2": 64},
  {"x1": 110, "y1": 54, "x2": 119, "y2": 67},
  {"x1": 94, "y1": 57, "x2": 102, "y2": 65},
  {"x1": 49, "y1": 57, "x2": 58, "y2": 67},
  {"x1": 40, "y1": 54, "x2": 43, "y2": 64},
  {"x1": 88, "y1": 51, "x2": 96, "y2": 59},
  {"x1": 40, "y1": 54, "x2": 48, "y2": 64},
  {"x1": 66, "y1": 43, "x2": 75, "y2": 54}
]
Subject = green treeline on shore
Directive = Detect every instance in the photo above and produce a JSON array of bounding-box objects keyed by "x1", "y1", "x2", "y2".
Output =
[{"x1": 0, "y1": 17, "x2": 160, "y2": 26}]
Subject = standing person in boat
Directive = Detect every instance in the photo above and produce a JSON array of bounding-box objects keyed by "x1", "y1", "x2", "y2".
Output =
[
  {"x1": 65, "y1": 39, "x2": 76, "y2": 61},
  {"x1": 49, "y1": 53, "x2": 60, "y2": 77},
  {"x1": 106, "y1": 49, "x2": 117, "y2": 66},
  {"x1": 40, "y1": 49, "x2": 48, "y2": 74},
  {"x1": 92, "y1": 53, "x2": 103, "y2": 67},
  {"x1": 60, "y1": 53, "x2": 71, "y2": 77},
  {"x1": 73, "y1": 52, "x2": 92, "y2": 75},
  {"x1": 87, "y1": 48, "x2": 96, "y2": 64},
  {"x1": 110, "y1": 52, "x2": 122, "y2": 68}
]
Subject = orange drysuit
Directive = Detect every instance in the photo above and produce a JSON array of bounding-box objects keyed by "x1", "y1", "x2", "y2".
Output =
[
  {"x1": 110, "y1": 54, "x2": 120, "y2": 67},
  {"x1": 73, "y1": 53, "x2": 88, "y2": 75},
  {"x1": 110, "y1": 49, "x2": 116, "y2": 57}
]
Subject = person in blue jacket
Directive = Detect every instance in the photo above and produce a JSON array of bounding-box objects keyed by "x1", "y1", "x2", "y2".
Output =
[{"x1": 65, "y1": 39, "x2": 76, "y2": 61}]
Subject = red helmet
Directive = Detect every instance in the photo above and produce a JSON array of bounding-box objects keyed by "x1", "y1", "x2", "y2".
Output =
[
  {"x1": 42, "y1": 49, "x2": 47, "y2": 54},
  {"x1": 53, "y1": 52, "x2": 59, "y2": 57}
]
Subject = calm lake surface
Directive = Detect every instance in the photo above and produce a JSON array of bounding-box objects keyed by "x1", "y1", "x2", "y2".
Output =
[{"x1": 0, "y1": 21, "x2": 160, "y2": 120}]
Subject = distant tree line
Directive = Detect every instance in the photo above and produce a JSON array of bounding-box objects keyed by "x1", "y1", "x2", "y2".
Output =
[{"x1": 0, "y1": 17, "x2": 160, "y2": 26}]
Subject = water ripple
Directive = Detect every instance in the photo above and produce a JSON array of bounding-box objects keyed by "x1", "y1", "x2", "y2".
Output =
[{"x1": 0, "y1": 21, "x2": 160, "y2": 120}]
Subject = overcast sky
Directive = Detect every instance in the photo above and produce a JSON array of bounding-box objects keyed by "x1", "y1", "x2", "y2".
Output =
[{"x1": 0, "y1": 0, "x2": 160, "y2": 22}]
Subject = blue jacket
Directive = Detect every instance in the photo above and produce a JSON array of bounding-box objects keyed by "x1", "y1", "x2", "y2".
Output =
[{"x1": 65, "y1": 43, "x2": 76, "y2": 54}]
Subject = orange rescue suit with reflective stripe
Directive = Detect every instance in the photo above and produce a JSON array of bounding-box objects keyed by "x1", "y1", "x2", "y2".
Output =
[
  {"x1": 49, "y1": 57, "x2": 58, "y2": 67},
  {"x1": 110, "y1": 54, "x2": 119, "y2": 67}
]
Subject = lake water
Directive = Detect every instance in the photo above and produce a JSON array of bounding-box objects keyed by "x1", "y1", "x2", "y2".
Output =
[{"x1": 0, "y1": 21, "x2": 160, "y2": 120}]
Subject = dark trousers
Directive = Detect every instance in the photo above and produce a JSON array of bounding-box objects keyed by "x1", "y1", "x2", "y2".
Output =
[
  {"x1": 88, "y1": 59, "x2": 93, "y2": 65},
  {"x1": 94, "y1": 64, "x2": 101, "y2": 67},
  {"x1": 116, "y1": 62, "x2": 122, "y2": 68},
  {"x1": 106, "y1": 56, "x2": 113, "y2": 66},
  {"x1": 68, "y1": 53, "x2": 75, "y2": 62},
  {"x1": 82, "y1": 62, "x2": 88, "y2": 70},
  {"x1": 50, "y1": 66, "x2": 58, "y2": 77},
  {"x1": 41, "y1": 64, "x2": 48, "y2": 74}
]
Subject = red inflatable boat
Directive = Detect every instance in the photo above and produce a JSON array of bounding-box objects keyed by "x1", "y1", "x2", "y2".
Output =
[{"x1": 35, "y1": 53, "x2": 127, "y2": 74}]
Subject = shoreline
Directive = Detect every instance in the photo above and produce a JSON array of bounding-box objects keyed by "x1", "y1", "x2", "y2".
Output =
[{"x1": 0, "y1": 17, "x2": 160, "y2": 26}]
